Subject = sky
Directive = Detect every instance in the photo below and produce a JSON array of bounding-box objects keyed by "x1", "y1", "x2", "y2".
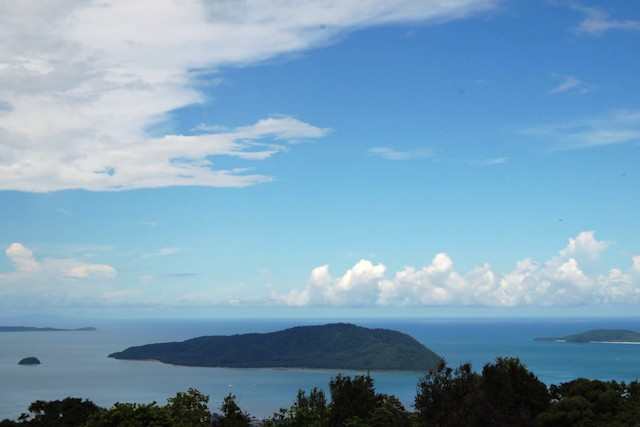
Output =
[{"x1": 0, "y1": 0, "x2": 639, "y2": 319}]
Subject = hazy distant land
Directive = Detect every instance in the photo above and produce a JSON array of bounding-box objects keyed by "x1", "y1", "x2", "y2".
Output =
[
  {"x1": 109, "y1": 323, "x2": 442, "y2": 371},
  {"x1": 535, "y1": 329, "x2": 640, "y2": 344},
  {"x1": 0, "y1": 326, "x2": 96, "y2": 333}
]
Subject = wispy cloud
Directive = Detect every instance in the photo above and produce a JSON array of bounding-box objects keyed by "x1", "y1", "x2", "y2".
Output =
[
  {"x1": 524, "y1": 109, "x2": 640, "y2": 150},
  {"x1": 369, "y1": 147, "x2": 433, "y2": 161},
  {"x1": 567, "y1": 3, "x2": 640, "y2": 35},
  {"x1": 549, "y1": 75, "x2": 589, "y2": 95},
  {"x1": 164, "y1": 273, "x2": 199, "y2": 279},
  {"x1": 142, "y1": 247, "x2": 181, "y2": 258},
  {"x1": 476, "y1": 157, "x2": 508, "y2": 166},
  {"x1": 0, "y1": 0, "x2": 496, "y2": 192},
  {"x1": 192, "y1": 123, "x2": 228, "y2": 133}
]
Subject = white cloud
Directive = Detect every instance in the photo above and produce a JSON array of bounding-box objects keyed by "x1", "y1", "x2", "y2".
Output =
[
  {"x1": 142, "y1": 247, "x2": 181, "y2": 258},
  {"x1": 5, "y1": 243, "x2": 40, "y2": 273},
  {"x1": 0, "y1": 242, "x2": 122, "y2": 309},
  {"x1": 559, "y1": 230, "x2": 608, "y2": 260},
  {"x1": 64, "y1": 263, "x2": 117, "y2": 279},
  {"x1": 274, "y1": 231, "x2": 640, "y2": 307},
  {"x1": 569, "y1": 4, "x2": 640, "y2": 35},
  {"x1": 549, "y1": 75, "x2": 589, "y2": 95},
  {"x1": 633, "y1": 256, "x2": 640, "y2": 272},
  {"x1": 475, "y1": 157, "x2": 508, "y2": 166},
  {"x1": 524, "y1": 109, "x2": 640, "y2": 149},
  {"x1": 369, "y1": 147, "x2": 434, "y2": 160},
  {"x1": 1, "y1": 242, "x2": 117, "y2": 281},
  {"x1": 0, "y1": 0, "x2": 496, "y2": 192}
]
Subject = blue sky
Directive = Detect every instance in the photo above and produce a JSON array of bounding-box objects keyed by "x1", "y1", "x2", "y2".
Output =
[{"x1": 0, "y1": 0, "x2": 639, "y2": 318}]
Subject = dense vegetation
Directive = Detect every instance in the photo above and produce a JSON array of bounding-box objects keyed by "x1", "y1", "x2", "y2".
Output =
[
  {"x1": 535, "y1": 329, "x2": 640, "y2": 343},
  {"x1": 109, "y1": 323, "x2": 442, "y2": 371},
  {"x1": 3, "y1": 357, "x2": 639, "y2": 426}
]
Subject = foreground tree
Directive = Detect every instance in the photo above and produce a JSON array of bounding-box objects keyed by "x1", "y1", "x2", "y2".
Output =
[
  {"x1": 482, "y1": 357, "x2": 550, "y2": 427},
  {"x1": 368, "y1": 394, "x2": 411, "y2": 427},
  {"x1": 536, "y1": 379, "x2": 640, "y2": 427},
  {"x1": 216, "y1": 394, "x2": 250, "y2": 427},
  {"x1": 166, "y1": 389, "x2": 212, "y2": 427},
  {"x1": 415, "y1": 361, "x2": 482, "y2": 427},
  {"x1": 0, "y1": 398, "x2": 100, "y2": 427},
  {"x1": 329, "y1": 374, "x2": 378, "y2": 426},
  {"x1": 265, "y1": 388, "x2": 329, "y2": 427},
  {"x1": 416, "y1": 357, "x2": 549, "y2": 427}
]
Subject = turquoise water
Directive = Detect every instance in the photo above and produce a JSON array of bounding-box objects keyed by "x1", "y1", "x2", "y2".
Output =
[{"x1": 1, "y1": 318, "x2": 640, "y2": 420}]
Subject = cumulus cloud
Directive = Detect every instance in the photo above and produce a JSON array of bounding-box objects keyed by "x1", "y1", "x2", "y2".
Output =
[
  {"x1": 5, "y1": 243, "x2": 40, "y2": 273},
  {"x1": 559, "y1": 230, "x2": 608, "y2": 260},
  {"x1": 0, "y1": 0, "x2": 495, "y2": 192},
  {"x1": 274, "y1": 231, "x2": 640, "y2": 307}
]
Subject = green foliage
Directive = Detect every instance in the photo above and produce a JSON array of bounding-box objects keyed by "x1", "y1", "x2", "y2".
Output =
[
  {"x1": 369, "y1": 395, "x2": 411, "y2": 427},
  {"x1": 87, "y1": 402, "x2": 173, "y2": 427},
  {"x1": 329, "y1": 374, "x2": 378, "y2": 426},
  {"x1": 536, "y1": 379, "x2": 640, "y2": 427},
  {"x1": 0, "y1": 398, "x2": 100, "y2": 427},
  {"x1": 218, "y1": 394, "x2": 250, "y2": 427},
  {"x1": 88, "y1": 388, "x2": 212, "y2": 427},
  {"x1": 166, "y1": 388, "x2": 212, "y2": 427},
  {"x1": 265, "y1": 388, "x2": 329, "y2": 427},
  {"x1": 266, "y1": 375, "x2": 412, "y2": 427},
  {"x1": 415, "y1": 357, "x2": 549, "y2": 427},
  {"x1": 415, "y1": 361, "x2": 483, "y2": 427},
  {"x1": 481, "y1": 357, "x2": 550, "y2": 426}
]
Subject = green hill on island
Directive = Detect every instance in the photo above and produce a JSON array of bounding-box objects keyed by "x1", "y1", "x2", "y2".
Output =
[
  {"x1": 109, "y1": 323, "x2": 442, "y2": 371},
  {"x1": 535, "y1": 329, "x2": 640, "y2": 343}
]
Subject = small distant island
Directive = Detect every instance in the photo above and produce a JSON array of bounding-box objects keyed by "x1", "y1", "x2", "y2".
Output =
[
  {"x1": 18, "y1": 357, "x2": 41, "y2": 366},
  {"x1": 535, "y1": 329, "x2": 640, "y2": 344},
  {"x1": 109, "y1": 323, "x2": 442, "y2": 371},
  {"x1": 0, "y1": 326, "x2": 96, "y2": 333}
]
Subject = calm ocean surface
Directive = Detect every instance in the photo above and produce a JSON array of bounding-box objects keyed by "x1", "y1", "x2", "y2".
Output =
[{"x1": 1, "y1": 318, "x2": 640, "y2": 420}]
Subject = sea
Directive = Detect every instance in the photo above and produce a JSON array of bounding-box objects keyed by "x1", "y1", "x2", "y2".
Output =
[{"x1": 1, "y1": 318, "x2": 640, "y2": 420}]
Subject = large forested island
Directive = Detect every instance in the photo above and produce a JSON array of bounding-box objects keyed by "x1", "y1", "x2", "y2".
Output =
[
  {"x1": 0, "y1": 326, "x2": 96, "y2": 332},
  {"x1": 109, "y1": 323, "x2": 442, "y2": 371},
  {"x1": 535, "y1": 329, "x2": 640, "y2": 343}
]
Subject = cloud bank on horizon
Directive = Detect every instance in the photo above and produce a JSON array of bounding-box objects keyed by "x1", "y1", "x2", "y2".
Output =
[
  {"x1": 275, "y1": 231, "x2": 640, "y2": 307},
  {"x1": 0, "y1": 0, "x2": 496, "y2": 192},
  {"x1": 2, "y1": 232, "x2": 639, "y2": 309}
]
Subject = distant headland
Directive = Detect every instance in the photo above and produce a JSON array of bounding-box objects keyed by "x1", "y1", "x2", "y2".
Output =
[
  {"x1": 109, "y1": 323, "x2": 442, "y2": 371},
  {"x1": 535, "y1": 329, "x2": 640, "y2": 344},
  {"x1": 18, "y1": 357, "x2": 41, "y2": 366},
  {"x1": 0, "y1": 326, "x2": 96, "y2": 333}
]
